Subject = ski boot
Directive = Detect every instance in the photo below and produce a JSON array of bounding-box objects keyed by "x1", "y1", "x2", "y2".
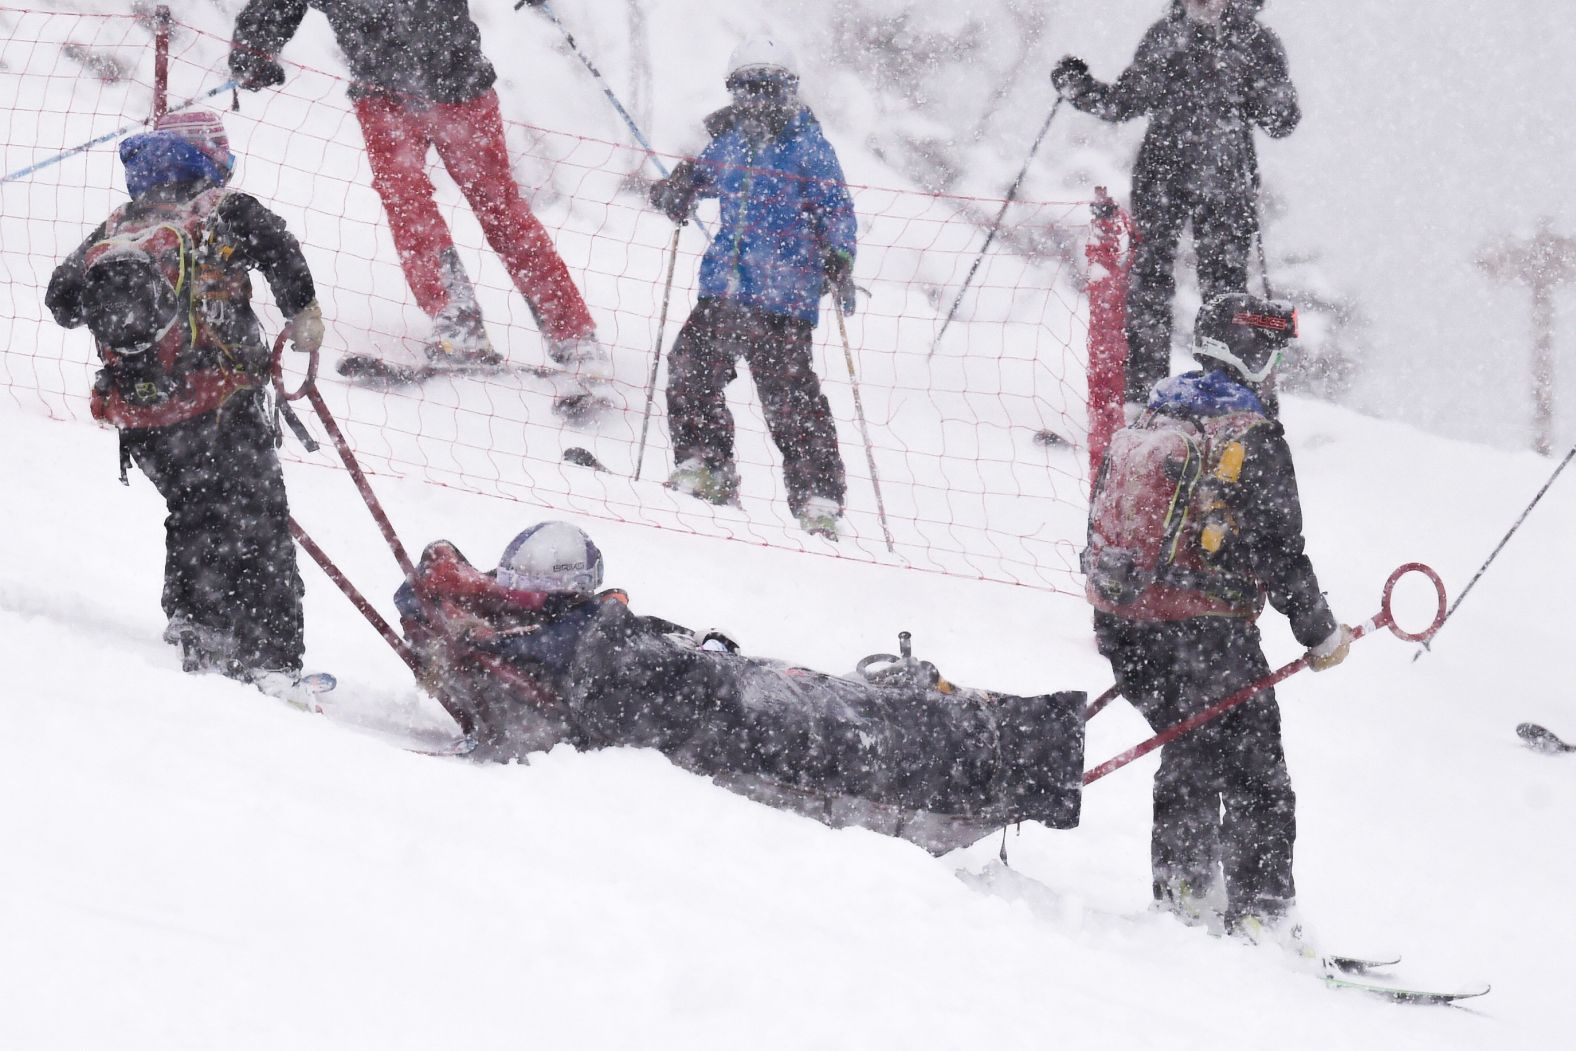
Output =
[
  {"x1": 547, "y1": 334, "x2": 614, "y2": 417},
  {"x1": 667, "y1": 457, "x2": 740, "y2": 505},
  {"x1": 796, "y1": 496, "x2": 842, "y2": 540}
]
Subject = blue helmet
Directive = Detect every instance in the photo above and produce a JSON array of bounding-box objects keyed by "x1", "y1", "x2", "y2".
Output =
[{"x1": 120, "y1": 109, "x2": 234, "y2": 198}]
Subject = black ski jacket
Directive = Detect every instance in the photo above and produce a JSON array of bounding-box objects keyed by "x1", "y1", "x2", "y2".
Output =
[
  {"x1": 231, "y1": 0, "x2": 496, "y2": 104},
  {"x1": 1064, "y1": 0, "x2": 1299, "y2": 202},
  {"x1": 392, "y1": 543, "x2": 1085, "y2": 852},
  {"x1": 47, "y1": 183, "x2": 317, "y2": 348}
]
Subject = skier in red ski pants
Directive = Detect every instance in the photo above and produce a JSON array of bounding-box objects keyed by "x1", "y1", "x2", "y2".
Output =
[
  {"x1": 229, "y1": 0, "x2": 608, "y2": 382},
  {"x1": 353, "y1": 90, "x2": 596, "y2": 354}
]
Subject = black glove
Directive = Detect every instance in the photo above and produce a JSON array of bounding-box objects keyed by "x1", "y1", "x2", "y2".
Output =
[
  {"x1": 1051, "y1": 55, "x2": 1091, "y2": 97},
  {"x1": 649, "y1": 159, "x2": 699, "y2": 224},
  {"x1": 229, "y1": 48, "x2": 286, "y2": 92},
  {"x1": 823, "y1": 249, "x2": 856, "y2": 316}
]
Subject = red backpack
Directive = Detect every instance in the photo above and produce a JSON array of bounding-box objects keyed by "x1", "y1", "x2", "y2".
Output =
[
  {"x1": 80, "y1": 187, "x2": 262, "y2": 429},
  {"x1": 1083, "y1": 410, "x2": 1265, "y2": 620}
]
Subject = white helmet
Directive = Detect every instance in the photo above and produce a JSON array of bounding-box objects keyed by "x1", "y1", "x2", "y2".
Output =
[
  {"x1": 726, "y1": 37, "x2": 800, "y2": 88},
  {"x1": 496, "y1": 521, "x2": 604, "y2": 595}
]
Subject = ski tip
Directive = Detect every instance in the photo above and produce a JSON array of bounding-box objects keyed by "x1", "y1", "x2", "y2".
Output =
[
  {"x1": 553, "y1": 393, "x2": 610, "y2": 421},
  {"x1": 1323, "y1": 954, "x2": 1401, "y2": 975},
  {"x1": 1032, "y1": 429, "x2": 1067, "y2": 447},
  {"x1": 562, "y1": 446, "x2": 608, "y2": 472},
  {"x1": 1517, "y1": 722, "x2": 1575, "y2": 754},
  {"x1": 299, "y1": 671, "x2": 337, "y2": 694}
]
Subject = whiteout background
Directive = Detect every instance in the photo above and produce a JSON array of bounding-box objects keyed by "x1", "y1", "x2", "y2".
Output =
[{"x1": 3, "y1": 2, "x2": 1574, "y2": 1048}]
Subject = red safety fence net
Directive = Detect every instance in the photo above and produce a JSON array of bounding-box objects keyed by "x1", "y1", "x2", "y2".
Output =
[{"x1": 2, "y1": 7, "x2": 1120, "y2": 595}]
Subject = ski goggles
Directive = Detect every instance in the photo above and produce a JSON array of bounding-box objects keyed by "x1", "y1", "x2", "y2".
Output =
[{"x1": 725, "y1": 72, "x2": 798, "y2": 104}]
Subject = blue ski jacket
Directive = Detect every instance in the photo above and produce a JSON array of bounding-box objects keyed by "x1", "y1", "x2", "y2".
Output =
[{"x1": 689, "y1": 107, "x2": 857, "y2": 325}]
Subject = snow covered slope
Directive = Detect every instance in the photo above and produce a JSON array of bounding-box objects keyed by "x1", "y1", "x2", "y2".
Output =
[
  {"x1": 4, "y1": 380, "x2": 1575, "y2": 1049},
  {"x1": 4, "y1": 2, "x2": 1576, "y2": 1048}
]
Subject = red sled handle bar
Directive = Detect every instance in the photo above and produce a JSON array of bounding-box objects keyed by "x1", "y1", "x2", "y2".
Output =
[
  {"x1": 1082, "y1": 563, "x2": 1447, "y2": 787},
  {"x1": 269, "y1": 334, "x2": 422, "y2": 673}
]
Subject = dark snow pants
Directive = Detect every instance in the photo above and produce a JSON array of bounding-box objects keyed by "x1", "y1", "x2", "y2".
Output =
[
  {"x1": 665, "y1": 298, "x2": 846, "y2": 517},
  {"x1": 1094, "y1": 611, "x2": 1295, "y2": 923},
  {"x1": 1124, "y1": 181, "x2": 1257, "y2": 404},
  {"x1": 123, "y1": 390, "x2": 305, "y2": 673}
]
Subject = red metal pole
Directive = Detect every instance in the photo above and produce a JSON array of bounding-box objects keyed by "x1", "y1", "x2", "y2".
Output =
[
  {"x1": 1082, "y1": 683, "x2": 1120, "y2": 722},
  {"x1": 303, "y1": 384, "x2": 417, "y2": 581},
  {"x1": 290, "y1": 518, "x2": 420, "y2": 673},
  {"x1": 1083, "y1": 564, "x2": 1447, "y2": 786},
  {"x1": 1085, "y1": 187, "x2": 1134, "y2": 481},
  {"x1": 153, "y1": 5, "x2": 171, "y2": 122}
]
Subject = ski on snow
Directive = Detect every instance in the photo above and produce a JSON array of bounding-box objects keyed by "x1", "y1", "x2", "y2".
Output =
[
  {"x1": 961, "y1": 863, "x2": 1486, "y2": 1006},
  {"x1": 1323, "y1": 954, "x2": 1401, "y2": 975},
  {"x1": 1321, "y1": 971, "x2": 1491, "y2": 1006},
  {"x1": 252, "y1": 670, "x2": 477, "y2": 756},
  {"x1": 1517, "y1": 721, "x2": 1576, "y2": 754},
  {"x1": 335, "y1": 352, "x2": 611, "y2": 420}
]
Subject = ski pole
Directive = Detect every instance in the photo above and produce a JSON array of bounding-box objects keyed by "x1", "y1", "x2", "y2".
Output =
[
  {"x1": 517, "y1": 1, "x2": 664, "y2": 172},
  {"x1": 834, "y1": 297, "x2": 896, "y2": 553},
  {"x1": 634, "y1": 224, "x2": 682, "y2": 480},
  {"x1": 518, "y1": 1, "x2": 713, "y2": 242},
  {"x1": 1414, "y1": 439, "x2": 1576, "y2": 660},
  {"x1": 2, "y1": 81, "x2": 237, "y2": 185},
  {"x1": 930, "y1": 96, "x2": 1063, "y2": 355},
  {"x1": 1255, "y1": 224, "x2": 1275, "y2": 300},
  {"x1": 1084, "y1": 563, "x2": 1447, "y2": 786}
]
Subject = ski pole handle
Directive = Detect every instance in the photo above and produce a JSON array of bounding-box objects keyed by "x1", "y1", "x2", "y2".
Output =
[
  {"x1": 270, "y1": 332, "x2": 319, "y2": 403},
  {"x1": 1083, "y1": 563, "x2": 1446, "y2": 786},
  {"x1": 1358, "y1": 562, "x2": 1447, "y2": 644}
]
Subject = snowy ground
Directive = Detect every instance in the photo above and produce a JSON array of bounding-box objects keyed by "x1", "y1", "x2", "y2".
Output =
[
  {"x1": 4, "y1": 2, "x2": 1576, "y2": 1048},
  {"x1": 4, "y1": 387, "x2": 1575, "y2": 1050}
]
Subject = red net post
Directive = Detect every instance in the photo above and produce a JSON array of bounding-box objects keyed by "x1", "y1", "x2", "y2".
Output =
[
  {"x1": 1084, "y1": 186, "x2": 1135, "y2": 480},
  {"x1": 152, "y1": 5, "x2": 171, "y2": 121}
]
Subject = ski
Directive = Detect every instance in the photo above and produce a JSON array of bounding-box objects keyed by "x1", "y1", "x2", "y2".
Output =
[
  {"x1": 1517, "y1": 722, "x2": 1576, "y2": 754},
  {"x1": 1322, "y1": 971, "x2": 1490, "y2": 1006},
  {"x1": 402, "y1": 734, "x2": 479, "y2": 758},
  {"x1": 336, "y1": 351, "x2": 556, "y2": 386},
  {"x1": 551, "y1": 385, "x2": 613, "y2": 422},
  {"x1": 251, "y1": 669, "x2": 337, "y2": 712},
  {"x1": 562, "y1": 446, "x2": 609, "y2": 472},
  {"x1": 1323, "y1": 953, "x2": 1401, "y2": 975},
  {"x1": 338, "y1": 352, "x2": 610, "y2": 420}
]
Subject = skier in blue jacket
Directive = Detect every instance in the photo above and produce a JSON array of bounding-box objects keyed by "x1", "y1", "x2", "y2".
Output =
[{"x1": 650, "y1": 38, "x2": 857, "y2": 539}]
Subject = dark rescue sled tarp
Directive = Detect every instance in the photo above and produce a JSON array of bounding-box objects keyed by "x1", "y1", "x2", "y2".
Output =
[{"x1": 428, "y1": 598, "x2": 1085, "y2": 855}]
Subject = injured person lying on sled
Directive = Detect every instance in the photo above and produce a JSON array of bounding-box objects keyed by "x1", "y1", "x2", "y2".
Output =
[{"x1": 394, "y1": 521, "x2": 1086, "y2": 854}]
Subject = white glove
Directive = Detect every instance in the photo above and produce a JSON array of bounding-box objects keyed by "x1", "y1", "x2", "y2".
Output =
[
  {"x1": 1307, "y1": 624, "x2": 1354, "y2": 672},
  {"x1": 286, "y1": 301, "x2": 324, "y2": 354}
]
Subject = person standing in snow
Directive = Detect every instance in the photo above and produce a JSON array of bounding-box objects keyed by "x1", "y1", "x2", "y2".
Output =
[
  {"x1": 227, "y1": 0, "x2": 610, "y2": 389},
  {"x1": 647, "y1": 38, "x2": 856, "y2": 539},
  {"x1": 1052, "y1": 0, "x2": 1299, "y2": 413},
  {"x1": 45, "y1": 110, "x2": 319, "y2": 697},
  {"x1": 1083, "y1": 292, "x2": 1351, "y2": 945}
]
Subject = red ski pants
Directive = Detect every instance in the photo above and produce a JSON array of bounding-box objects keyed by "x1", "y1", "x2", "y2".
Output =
[{"x1": 353, "y1": 89, "x2": 595, "y2": 342}]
